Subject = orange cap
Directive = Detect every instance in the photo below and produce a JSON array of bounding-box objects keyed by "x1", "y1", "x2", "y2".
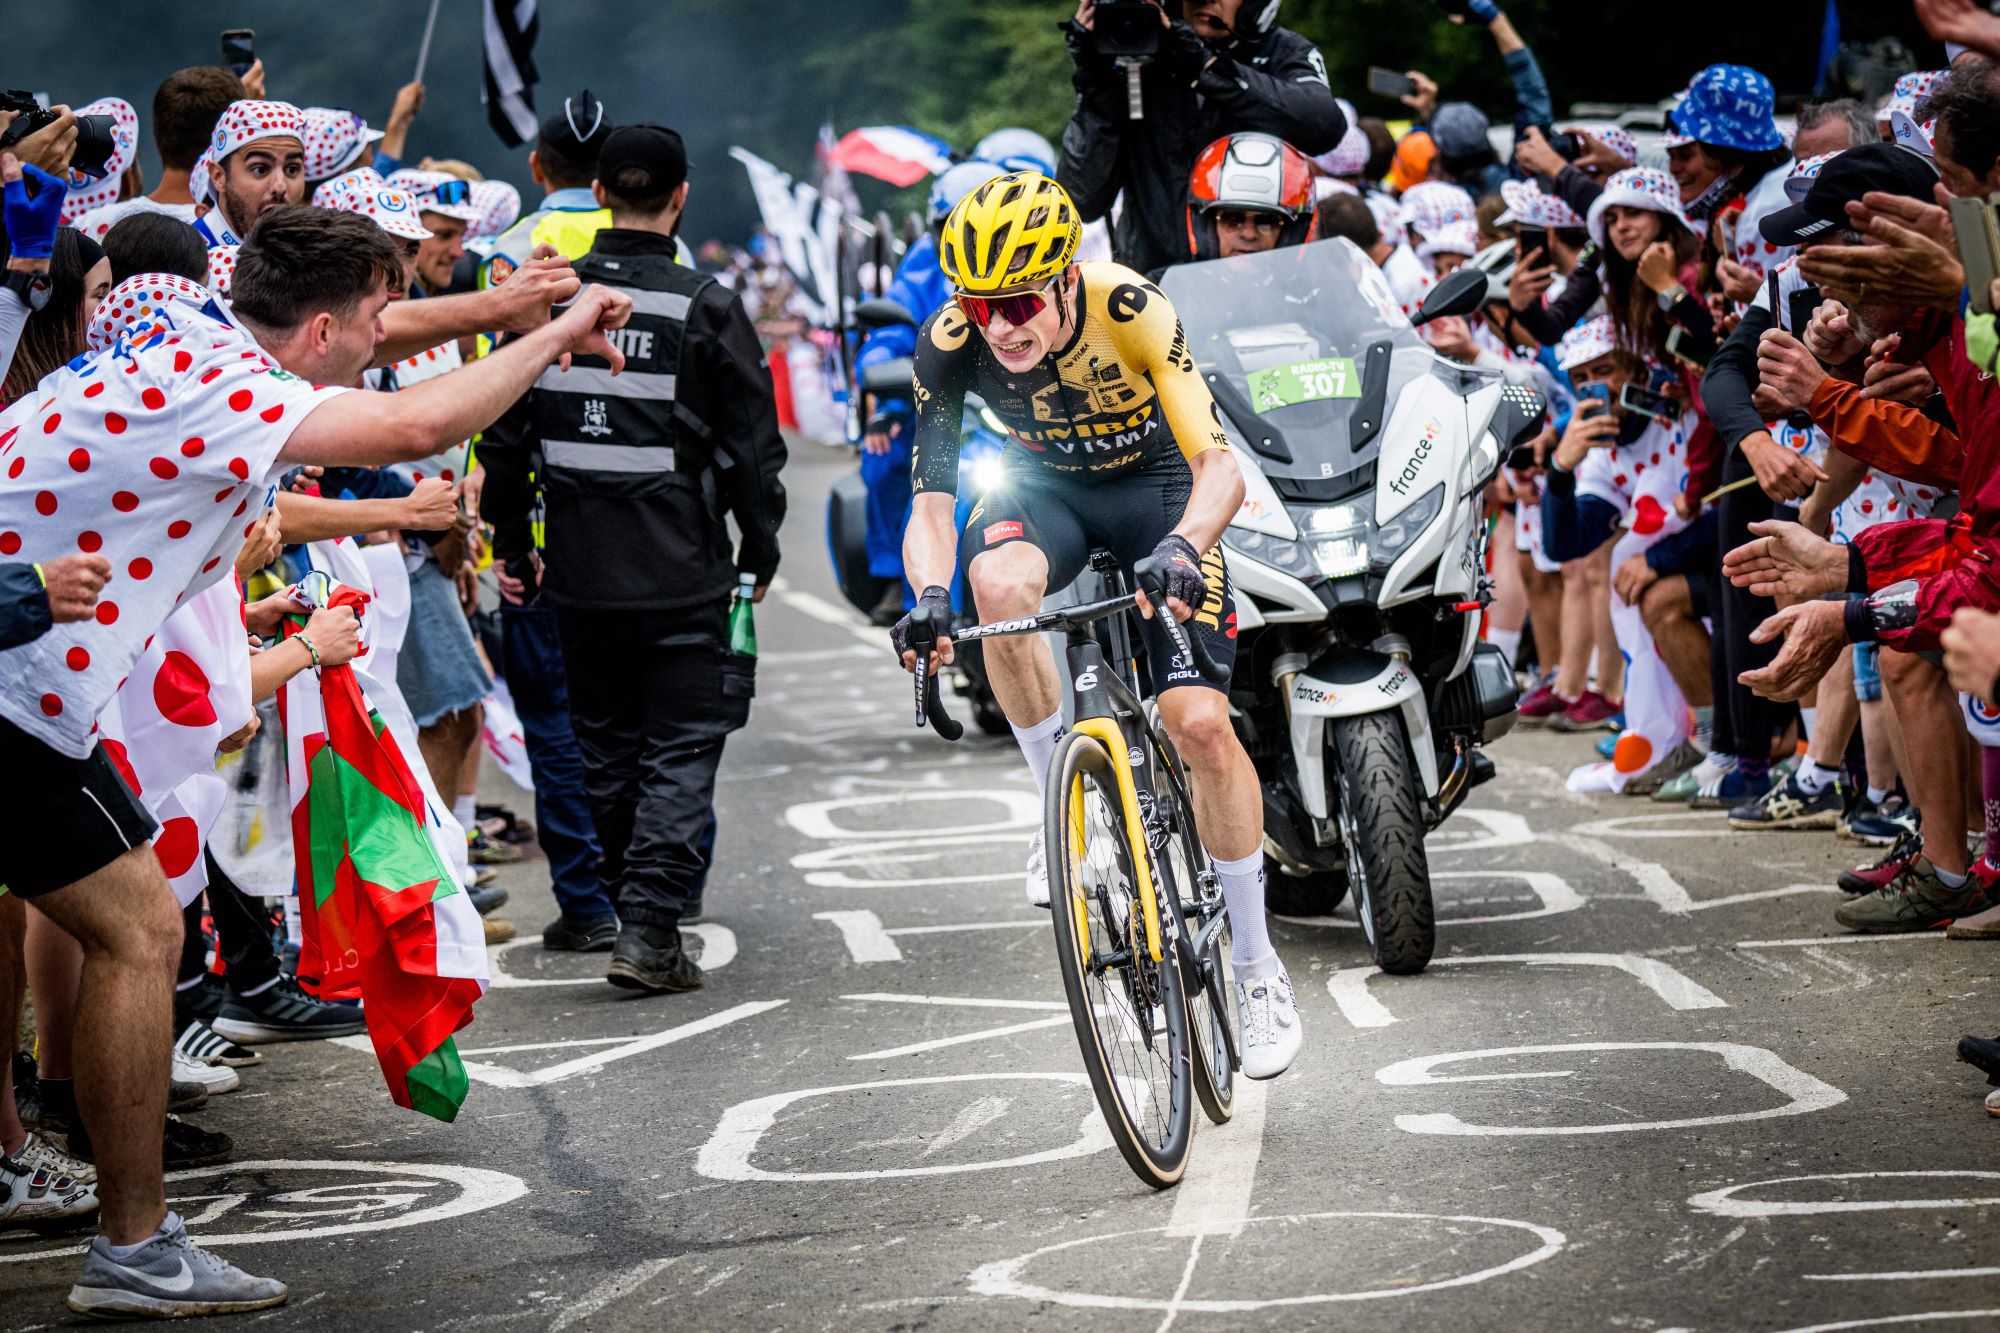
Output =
[{"x1": 1387, "y1": 130, "x2": 1437, "y2": 195}]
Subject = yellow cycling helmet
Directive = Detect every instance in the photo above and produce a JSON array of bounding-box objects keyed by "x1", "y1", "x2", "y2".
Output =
[{"x1": 938, "y1": 171, "x2": 1081, "y2": 295}]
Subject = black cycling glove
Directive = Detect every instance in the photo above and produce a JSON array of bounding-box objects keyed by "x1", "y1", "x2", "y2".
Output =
[
  {"x1": 890, "y1": 584, "x2": 955, "y2": 661},
  {"x1": 1149, "y1": 534, "x2": 1208, "y2": 611}
]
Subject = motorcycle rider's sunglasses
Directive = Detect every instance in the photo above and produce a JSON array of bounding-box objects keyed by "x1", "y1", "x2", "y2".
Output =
[
  {"x1": 954, "y1": 277, "x2": 1058, "y2": 330},
  {"x1": 1212, "y1": 209, "x2": 1285, "y2": 233}
]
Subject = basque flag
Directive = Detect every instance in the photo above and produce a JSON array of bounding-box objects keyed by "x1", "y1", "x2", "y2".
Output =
[{"x1": 482, "y1": 0, "x2": 539, "y2": 147}]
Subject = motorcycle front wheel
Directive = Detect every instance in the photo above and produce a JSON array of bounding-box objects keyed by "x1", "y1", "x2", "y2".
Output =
[{"x1": 1331, "y1": 713, "x2": 1435, "y2": 975}]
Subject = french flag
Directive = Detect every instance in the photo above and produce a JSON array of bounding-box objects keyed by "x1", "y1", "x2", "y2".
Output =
[{"x1": 831, "y1": 126, "x2": 954, "y2": 188}]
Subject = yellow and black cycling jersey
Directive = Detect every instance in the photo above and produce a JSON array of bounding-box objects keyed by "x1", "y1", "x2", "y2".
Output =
[{"x1": 909, "y1": 260, "x2": 1230, "y2": 495}]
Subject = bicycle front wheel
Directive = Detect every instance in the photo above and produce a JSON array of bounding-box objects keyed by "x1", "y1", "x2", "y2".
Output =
[{"x1": 1047, "y1": 730, "x2": 1194, "y2": 1190}]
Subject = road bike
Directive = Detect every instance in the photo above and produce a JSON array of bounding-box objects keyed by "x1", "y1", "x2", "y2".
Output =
[{"x1": 909, "y1": 553, "x2": 1238, "y2": 1188}]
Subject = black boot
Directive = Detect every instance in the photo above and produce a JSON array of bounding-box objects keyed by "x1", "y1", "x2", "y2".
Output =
[{"x1": 606, "y1": 923, "x2": 703, "y2": 994}]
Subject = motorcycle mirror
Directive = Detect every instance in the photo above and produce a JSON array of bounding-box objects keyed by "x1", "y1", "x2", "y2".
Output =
[
  {"x1": 860, "y1": 356, "x2": 916, "y2": 396},
  {"x1": 855, "y1": 298, "x2": 918, "y2": 330},
  {"x1": 1411, "y1": 267, "x2": 1490, "y2": 328}
]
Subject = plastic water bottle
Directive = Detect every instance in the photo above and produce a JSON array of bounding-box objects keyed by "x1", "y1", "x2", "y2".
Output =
[{"x1": 728, "y1": 573, "x2": 758, "y2": 658}]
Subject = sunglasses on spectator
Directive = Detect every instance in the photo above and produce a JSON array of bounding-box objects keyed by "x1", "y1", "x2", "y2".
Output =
[
  {"x1": 420, "y1": 178, "x2": 472, "y2": 207},
  {"x1": 1211, "y1": 209, "x2": 1285, "y2": 232},
  {"x1": 955, "y1": 277, "x2": 1058, "y2": 329}
]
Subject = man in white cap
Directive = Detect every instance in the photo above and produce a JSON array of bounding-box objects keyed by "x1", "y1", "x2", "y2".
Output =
[
  {"x1": 198, "y1": 99, "x2": 306, "y2": 247},
  {"x1": 388, "y1": 169, "x2": 486, "y2": 297}
]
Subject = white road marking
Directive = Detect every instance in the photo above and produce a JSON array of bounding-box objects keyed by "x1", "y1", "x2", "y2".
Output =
[
  {"x1": 452, "y1": 1001, "x2": 787, "y2": 1089},
  {"x1": 786, "y1": 789, "x2": 1039, "y2": 840},
  {"x1": 918, "y1": 1096, "x2": 1013, "y2": 1157},
  {"x1": 695, "y1": 1073, "x2": 1113, "y2": 1182},
  {"x1": 815, "y1": 910, "x2": 904, "y2": 961},
  {"x1": 1569, "y1": 811, "x2": 1738, "y2": 838},
  {"x1": 889, "y1": 919, "x2": 1048, "y2": 936},
  {"x1": 1, "y1": 1160, "x2": 527, "y2": 1264},
  {"x1": 1326, "y1": 952, "x2": 1727, "y2": 1029},
  {"x1": 964, "y1": 1211, "x2": 1567, "y2": 1311},
  {"x1": 1427, "y1": 808, "x2": 1536, "y2": 852},
  {"x1": 792, "y1": 834, "x2": 1031, "y2": 889},
  {"x1": 1291, "y1": 872, "x2": 1584, "y2": 929},
  {"x1": 1167, "y1": 1077, "x2": 1268, "y2": 1239},
  {"x1": 1763, "y1": 1313, "x2": 2000, "y2": 1332},
  {"x1": 845, "y1": 992, "x2": 1069, "y2": 1010},
  {"x1": 1806, "y1": 1267, "x2": 2000, "y2": 1282},
  {"x1": 548, "y1": 1255, "x2": 687, "y2": 1331},
  {"x1": 1735, "y1": 934, "x2": 1948, "y2": 949},
  {"x1": 849, "y1": 1016, "x2": 1072, "y2": 1060},
  {"x1": 1688, "y1": 1171, "x2": 2000, "y2": 1217},
  {"x1": 1377, "y1": 1041, "x2": 1847, "y2": 1135}
]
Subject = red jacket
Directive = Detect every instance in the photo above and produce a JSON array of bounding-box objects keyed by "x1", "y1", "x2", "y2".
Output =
[{"x1": 1848, "y1": 317, "x2": 2000, "y2": 651}]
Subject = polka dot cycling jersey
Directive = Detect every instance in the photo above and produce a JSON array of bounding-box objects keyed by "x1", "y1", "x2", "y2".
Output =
[
  {"x1": 0, "y1": 300, "x2": 348, "y2": 757},
  {"x1": 908, "y1": 261, "x2": 1230, "y2": 496}
]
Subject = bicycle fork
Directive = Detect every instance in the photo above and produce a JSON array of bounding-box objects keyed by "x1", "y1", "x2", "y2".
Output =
[{"x1": 1064, "y1": 634, "x2": 1166, "y2": 967}]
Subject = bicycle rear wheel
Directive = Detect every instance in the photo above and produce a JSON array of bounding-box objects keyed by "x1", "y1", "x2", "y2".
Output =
[
  {"x1": 1148, "y1": 729, "x2": 1235, "y2": 1126},
  {"x1": 1047, "y1": 730, "x2": 1194, "y2": 1189}
]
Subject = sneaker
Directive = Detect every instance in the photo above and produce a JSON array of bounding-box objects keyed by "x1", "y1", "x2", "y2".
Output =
[
  {"x1": 1025, "y1": 830, "x2": 1050, "y2": 908},
  {"x1": 67, "y1": 1212, "x2": 286, "y2": 1317},
  {"x1": 1595, "y1": 732, "x2": 1619, "y2": 760},
  {"x1": 467, "y1": 883, "x2": 509, "y2": 917},
  {"x1": 473, "y1": 866, "x2": 500, "y2": 889},
  {"x1": 175, "y1": 1020, "x2": 261, "y2": 1069},
  {"x1": 1516, "y1": 680, "x2": 1566, "y2": 723},
  {"x1": 11, "y1": 1131, "x2": 95, "y2": 1188},
  {"x1": 12, "y1": 1051, "x2": 42, "y2": 1127},
  {"x1": 1958, "y1": 1034, "x2": 2000, "y2": 1083},
  {"x1": 163, "y1": 1115, "x2": 233, "y2": 1169},
  {"x1": 1549, "y1": 690, "x2": 1620, "y2": 732},
  {"x1": 466, "y1": 830, "x2": 522, "y2": 865},
  {"x1": 172, "y1": 1050, "x2": 240, "y2": 1096},
  {"x1": 172, "y1": 974, "x2": 225, "y2": 1031},
  {"x1": 1236, "y1": 966, "x2": 1302, "y2": 1080},
  {"x1": 1987, "y1": 1088, "x2": 2000, "y2": 1118},
  {"x1": 476, "y1": 803, "x2": 534, "y2": 844},
  {"x1": 212, "y1": 976, "x2": 366, "y2": 1044},
  {"x1": 1624, "y1": 741, "x2": 1705, "y2": 798},
  {"x1": 606, "y1": 924, "x2": 704, "y2": 994},
  {"x1": 1690, "y1": 766, "x2": 1772, "y2": 811},
  {"x1": 1657, "y1": 752, "x2": 1737, "y2": 804},
  {"x1": 542, "y1": 915, "x2": 618, "y2": 952},
  {"x1": 167, "y1": 1070, "x2": 209, "y2": 1114},
  {"x1": 483, "y1": 918, "x2": 519, "y2": 945},
  {"x1": 1728, "y1": 770, "x2": 1845, "y2": 830},
  {"x1": 0, "y1": 1151, "x2": 96, "y2": 1230},
  {"x1": 1841, "y1": 794, "x2": 1918, "y2": 845},
  {"x1": 1834, "y1": 856, "x2": 1995, "y2": 933},
  {"x1": 1945, "y1": 870, "x2": 2000, "y2": 938},
  {"x1": 1838, "y1": 830, "x2": 1922, "y2": 895}
]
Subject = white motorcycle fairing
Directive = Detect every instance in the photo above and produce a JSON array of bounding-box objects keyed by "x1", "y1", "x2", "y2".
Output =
[{"x1": 1286, "y1": 646, "x2": 1439, "y2": 817}]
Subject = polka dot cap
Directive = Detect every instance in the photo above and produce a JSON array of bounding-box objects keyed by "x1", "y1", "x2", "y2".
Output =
[
  {"x1": 58, "y1": 97, "x2": 140, "y2": 225},
  {"x1": 86, "y1": 273, "x2": 211, "y2": 354},
  {"x1": 1586, "y1": 166, "x2": 1691, "y2": 248},
  {"x1": 385, "y1": 168, "x2": 484, "y2": 223},
  {"x1": 204, "y1": 246, "x2": 239, "y2": 296},
  {"x1": 468, "y1": 179, "x2": 523, "y2": 240},
  {"x1": 1417, "y1": 220, "x2": 1479, "y2": 262},
  {"x1": 190, "y1": 147, "x2": 217, "y2": 207},
  {"x1": 1783, "y1": 152, "x2": 1840, "y2": 204},
  {"x1": 209, "y1": 100, "x2": 306, "y2": 165},
  {"x1": 1399, "y1": 181, "x2": 1475, "y2": 240},
  {"x1": 1889, "y1": 110, "x2": 1936, "y2": 158},
  {"x1": 1594, "y1": 127, "x2": 1639, "y2": 167},
  {"x1": 1498, "y1": 178, "x2": 1583, "y2": 230},
  {"x1": 314, "y1": 169, "x2": 433, "y2": 241},
  {"x1": 1879, "y1": 69, "x2": 1947, "y2": 123},
  {"x1": 1556, "y1": 315, "x2": 1618, "y2": 373},
  {"x1": 300, "y1": 106, "x2": 384, "y2": 183},
  {"x1": 1312, "y1": 98, "x2": 1371, "y2": 179}
]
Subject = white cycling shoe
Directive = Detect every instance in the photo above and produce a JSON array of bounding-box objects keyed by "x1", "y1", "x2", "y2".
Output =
[
  {"x1": 1025, "y1": 830, "x2": 1051, "y2": 908},
  {"x1": 1235, "y1": 963, "x2": 1302, "y2": 1080}
]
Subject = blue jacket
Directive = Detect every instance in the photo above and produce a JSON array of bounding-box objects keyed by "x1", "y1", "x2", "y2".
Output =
[{"x1": 856, "y1": 234, "x2": 953, "y2": 404}]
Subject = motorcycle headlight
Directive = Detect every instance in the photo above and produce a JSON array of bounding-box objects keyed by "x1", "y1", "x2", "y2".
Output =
[
  {"x1": 1370, "y1": 482, "x2": 1445, "y2": 573},
  {"x1": 1301, "y1": 502, "x2": 1369, "y2": 580}
]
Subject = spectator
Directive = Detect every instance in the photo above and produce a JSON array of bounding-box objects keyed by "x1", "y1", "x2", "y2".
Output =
[
  {"x1": 71, "y1": 67, "x2": 242, "y2": 241},
  {"x1": 196, "y1": 100, "x2": 307, "y2": 247},
  {"x1": 1058, "y1": 0, "x2": 1346, "y2": 276},
  {"x1": 1424, "y1": 0, "x2": 1555, "y2": 196},
  {"x1": 100, "y1": 210, "x2": 208, "y2": 284},
  {"x1": 0, "y1": 228, "x2": 110, "y2": 405}
]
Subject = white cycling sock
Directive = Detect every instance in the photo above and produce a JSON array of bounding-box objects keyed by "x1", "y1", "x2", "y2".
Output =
[
  {"x1": 1794, "y1": 760, "x2": 1838, "y2": 797},
  {"x1": 1799, "y1": 706, "x2": 1817, "y2": 743},
  {"x1": 1488, "y1": 627, "x2": 1521, "y2": 670},
  {"x1": 1012, "y1": 710, "x2": 1064, "y2": 797},
  {"x1": 453, "y1": 795, "x2": 476, "y2": 833},
  {"x1": 1209, "y1": 848, "x2": 1278, "y2": 979}
]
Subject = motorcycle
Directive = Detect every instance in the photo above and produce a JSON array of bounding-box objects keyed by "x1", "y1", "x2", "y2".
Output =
[
  {"x1": 1159, "y1": 243, "x2": 1543, "y2": 974},
  {"x1": 826, "y1": 298, "x2": 1012, "y2": 734}
]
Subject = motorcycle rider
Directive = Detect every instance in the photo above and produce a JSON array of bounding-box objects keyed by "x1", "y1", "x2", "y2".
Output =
[
  {"x1": 853, "y1": 160, "x2": 1006, "y2": 624},
  {"x1": 1058, "y1": 0, "x2": 1346, "y2": 277},
  {"x1": 1186, "y1": 131, "x2": 1318, "y2": 262},
  {"x1": 892, "y1": 172, "x2": 1303, "y2": 1079}
]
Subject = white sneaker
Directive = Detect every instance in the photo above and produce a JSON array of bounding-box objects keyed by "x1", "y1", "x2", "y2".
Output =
[
  {"x1": 1025, "y1": 830, "x2": 1051, "y2": 908},
  {"x1": 1689, "y1": 751, "x2": 1738, "y2": 797},
  {"x1": 1236, "y1": 965, "x2": 1302, "y2": 1080},
  {"x1": 13, "y1": 1131, "x2": 95, "y2": 1188},
  {"x1": 0, "y1": 1148, "x2": 96, "y2": 1228},
  {"x1": 172, "y1": 1049, "x2": 241, "y2": 1095}
]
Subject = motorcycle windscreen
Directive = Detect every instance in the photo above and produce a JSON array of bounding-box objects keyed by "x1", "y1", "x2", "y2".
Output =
[{"x1": 1161, "y1": 238, "x2": 1435, "y2": 488}]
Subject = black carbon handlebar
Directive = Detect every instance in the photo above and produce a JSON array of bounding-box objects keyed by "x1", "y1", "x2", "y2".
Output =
[
  {"x1": 906, "y1": 604, "x2": 964, "y2": 741},
  {"x1": 1133, "y1": 556, "x2": 1229, "y2": 685}
]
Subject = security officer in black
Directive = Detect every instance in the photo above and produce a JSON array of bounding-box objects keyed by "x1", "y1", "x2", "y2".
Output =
[{"x1": 483, "y1": 123, "x2": 787, "y2": 995}]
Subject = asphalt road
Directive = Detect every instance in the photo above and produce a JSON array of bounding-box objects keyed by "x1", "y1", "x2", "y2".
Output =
[{"x1": 5, "y1": 444, "x2": 1998, "y2": 1332}]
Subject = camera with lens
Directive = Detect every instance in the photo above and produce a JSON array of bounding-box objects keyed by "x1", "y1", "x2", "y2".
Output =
[
  {"x1": 1545, "y1": 129, "x2": 1583, "y2": 161},
  {"x1": 0, "y1": 90, "x2": 119, "y2": 180},
  {"x1": 1093, "y1": 0, "x2": 1178, "y2": 61}
]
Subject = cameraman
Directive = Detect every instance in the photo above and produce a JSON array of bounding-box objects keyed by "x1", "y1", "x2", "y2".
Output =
[{"x1": 1058, "y1": 0, "x2": 1345, "y2": 277}]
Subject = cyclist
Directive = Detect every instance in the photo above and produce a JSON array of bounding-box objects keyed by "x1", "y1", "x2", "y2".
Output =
[
  {"x1": 892, "y1": 172, "x2": 1302, "y2": 1079},
  {"x1": 1186, "y1": 131, "x2": 1318, "y2": 261}
]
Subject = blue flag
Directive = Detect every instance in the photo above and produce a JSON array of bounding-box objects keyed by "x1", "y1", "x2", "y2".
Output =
[{"x1": 1813, "y1": 0, "x2": 1842, "y2": 96}]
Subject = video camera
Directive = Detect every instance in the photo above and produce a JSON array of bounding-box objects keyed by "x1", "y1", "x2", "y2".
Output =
[
  {"x1": 0, "y1": 90, "x2": 119, "y2": 180},
  {"x1": 1092, "y1": 0, "x2": 1183, "y2": 62}
]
